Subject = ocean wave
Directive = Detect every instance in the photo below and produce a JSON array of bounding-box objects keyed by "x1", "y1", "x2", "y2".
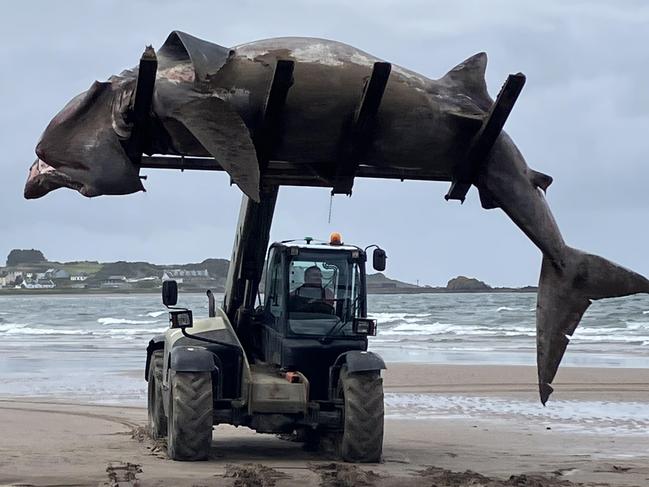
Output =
[
  {"x1": 624, "y1": 321, "x2": 649, "y2": 330},
  {"x1": 371, "y1": 312, "x2": 432, "y2": 321},
  {"x1": 6, "y1": 327, "x2": 88, "y2": 335},
  {"x1": 380, "y1": 322, "x2": 536, "y2": 337},
  {"x1": 146, "y1": 311, "x2": 167, "y2": 318},
  {"x1": 0, "y1": 322, "x2": 29, "y2": 332},
  {"x1": 98, "y1": 327, "x2": 167, "y2": 336},
  {"x1": 382, "y1": 322, "x2": 454, "y2": 335},
  {"x1": 496, "y1": 306, "x2": 525, "y2": 312},
  {"x1": 371, "y1": 341, "x2": 497, "y2": 352},
  {"x1": 98, "y1": 317, "x2": 159, "y2": 325},
  {"x1": 4, "y1": 326, "x2": 167, "y2": 336},
  {"x1": 571, "y1": 334, "x2": 649, "y2": 343}
]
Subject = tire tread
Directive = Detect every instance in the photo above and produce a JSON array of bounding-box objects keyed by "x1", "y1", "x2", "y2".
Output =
[
  {"x1": 340, "y1": 367, "x2": 384, "y2": 462},
  {"x1": 168, "y1": 371, "x2": 213, "y2": 461}
]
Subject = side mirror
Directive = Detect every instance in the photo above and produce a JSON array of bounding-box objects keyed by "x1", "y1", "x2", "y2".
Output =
[
  {"x1": 206, "y1": 289, "x2": 216, "y2": 318},
  {"x1": 162, "y1": 280, "x2": 178, "y2": 307},
  {"x1": 373, "y1": 248, "x2": 387, "y2": 272}
]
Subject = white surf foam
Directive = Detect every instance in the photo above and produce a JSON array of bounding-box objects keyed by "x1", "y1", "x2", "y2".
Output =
[
  {"x1": 4, "y1": 325, "x2": 168, "y2": 336},
  {"x1": 371, "y1": 312, "x2": 432, "y2": 321},
  {"x1": 98, "y1": 327, "x2": 167, "y2": 336},
  {"x1": 382, "y1": 322, "x2": 455, "y2": 335},
  {"x1": 0, "y1": 322, "x2": 29, "y2": 332},
  {"x1": 384, "y1": 393, "x2": 649, "y2": 436},
  {"x1": 381, "y1": 322, "x2": 536, "y2": 337},
  {"x1": 146, "y1": 311, "x2": 167, "y2": 318},
  {"x1": 5, "y1": 327, "x2": 88, "y2": 335},
  {"x1": 98, "y1": 317, "x2": 159, "y2": 325}
]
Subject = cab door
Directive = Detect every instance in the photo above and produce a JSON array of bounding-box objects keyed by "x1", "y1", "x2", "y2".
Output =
[{"x1": 261, "y1": 247, "x2": 285, "y2": 364}]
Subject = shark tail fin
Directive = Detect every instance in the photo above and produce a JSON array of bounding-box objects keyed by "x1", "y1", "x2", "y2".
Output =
[{"x1": 537, "y1": 246, "x2": 649, "y2": 404}]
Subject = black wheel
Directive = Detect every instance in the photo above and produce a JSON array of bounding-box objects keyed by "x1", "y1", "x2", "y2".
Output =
[
  {"x1": 338, "y1": 365, "x2": 384, "y2": 462},
  {"x1": 167, "y1": 370, "x2": 213, "y2": 461},
  {"x1": 147, "y1": 350, "x2": 167, "y2": 439}
]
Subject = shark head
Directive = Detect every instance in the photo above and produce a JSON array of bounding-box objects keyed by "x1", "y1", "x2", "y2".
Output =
[
  {"x1": 25, "y1": 80, "x2": 144, "y2": 199},
  {"x1": 25, "y1": 31, "x2": 261, "y2": 201}
]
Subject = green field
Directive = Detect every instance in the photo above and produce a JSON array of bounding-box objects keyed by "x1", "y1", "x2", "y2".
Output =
[{"x1": 58, "y1": 262, "x2": 104, "y2": 275}]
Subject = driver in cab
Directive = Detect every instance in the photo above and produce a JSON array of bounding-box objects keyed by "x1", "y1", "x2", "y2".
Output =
[{"x1": 291, "y1": 266, "x2": 334, "y2": 311}]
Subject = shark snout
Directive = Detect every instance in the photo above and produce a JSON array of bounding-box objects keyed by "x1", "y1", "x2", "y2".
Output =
[{"x1": 24, "y1": 158, "x2": 83, "y2": 199}]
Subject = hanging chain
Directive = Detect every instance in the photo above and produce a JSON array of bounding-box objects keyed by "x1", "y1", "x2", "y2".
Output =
[{"x1": 328, "y1": 191, "x2": 334, "y2": 224}]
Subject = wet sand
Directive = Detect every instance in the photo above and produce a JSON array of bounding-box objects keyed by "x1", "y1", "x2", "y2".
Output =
[{"x1": 1, "y1": 363, "x2": 647, "y2": 486}]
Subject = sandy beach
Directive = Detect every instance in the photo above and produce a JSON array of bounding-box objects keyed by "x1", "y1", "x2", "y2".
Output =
[{"x1": 1, "y1": 363, "x2": 647, "y2": 486}]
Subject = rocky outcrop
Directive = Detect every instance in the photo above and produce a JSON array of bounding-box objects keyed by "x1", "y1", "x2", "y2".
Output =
[{"x1": 446, "y1": 276, "x2": 491, "y2": 291}]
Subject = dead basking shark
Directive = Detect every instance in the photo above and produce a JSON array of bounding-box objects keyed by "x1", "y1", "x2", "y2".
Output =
[{"x1": 25, "y1": 31, "x2": 649, "y2": 404}]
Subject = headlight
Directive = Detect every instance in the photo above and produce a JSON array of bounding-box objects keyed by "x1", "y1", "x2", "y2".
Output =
[
  {"x1": 169, "y1": 309, "x2": 193, "y2": 329},
  {"x1": 353, "y1": 318, "x2": 377, "y2": 336}
]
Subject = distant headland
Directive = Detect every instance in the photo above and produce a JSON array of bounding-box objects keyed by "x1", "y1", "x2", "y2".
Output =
[{"x1": 0, "y1": 249, "x2": 536, "y2": 295}]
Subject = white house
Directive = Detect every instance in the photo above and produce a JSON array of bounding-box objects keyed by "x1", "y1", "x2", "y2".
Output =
[
  {"x1": 20, "y1": 279, "x2": 55, "y2": 289},
  {"x1": 100, "y1": 276, "x2": 130, "y2": 289},
  {"x1": 162, "y1": 269, "x2": 209, "y2": 284}
]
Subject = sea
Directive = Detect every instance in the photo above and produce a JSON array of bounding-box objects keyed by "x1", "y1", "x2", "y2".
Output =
[{"x1": 1, "y1": 292, "x2": 648, "y2": 436}]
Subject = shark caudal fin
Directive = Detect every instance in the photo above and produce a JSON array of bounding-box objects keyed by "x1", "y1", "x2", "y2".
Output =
[{"x1": 537, "y1": 246, "x2": 649, "y2": 405}]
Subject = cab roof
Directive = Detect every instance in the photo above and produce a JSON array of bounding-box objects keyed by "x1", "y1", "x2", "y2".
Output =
[{"x1": 272, "y1": 240, "x2": 362, "y2": 253}]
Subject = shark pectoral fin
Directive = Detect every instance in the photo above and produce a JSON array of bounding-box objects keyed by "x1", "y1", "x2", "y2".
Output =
[
  {"x1": 170, "y1": 96, "x2": 260, "y2": 201},
  {"x1": 530, "y1": 170, "x2": 553, "y2": 193},
  {"x1": 537, "y1": 247, "x2": 649, "y2": 404}
]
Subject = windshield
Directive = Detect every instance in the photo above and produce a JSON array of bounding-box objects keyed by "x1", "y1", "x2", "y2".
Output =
[{"x1": 287, "y1": 250, "x2": 362, "y2": 336}]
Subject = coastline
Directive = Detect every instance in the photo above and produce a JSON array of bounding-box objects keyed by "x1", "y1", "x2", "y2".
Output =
[
  {"x1": 0, "y1": 288, "x2": 538, "y2": 296},
  {"x1": 1, "y1": 363, "x2": 647, "y2": 486}
]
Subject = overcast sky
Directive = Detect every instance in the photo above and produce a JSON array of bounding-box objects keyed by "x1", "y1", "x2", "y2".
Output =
[{"x1": 2, "y1": 0, "x2": 649, "y2": 287}]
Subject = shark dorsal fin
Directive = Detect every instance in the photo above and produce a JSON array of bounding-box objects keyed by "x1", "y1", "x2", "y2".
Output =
[
  {"x1": 158, "y1": 31, "x2": 233, "y2": 90},
  {"x1": 441, "y1": 52, "x2": 492, "y2": 111}
]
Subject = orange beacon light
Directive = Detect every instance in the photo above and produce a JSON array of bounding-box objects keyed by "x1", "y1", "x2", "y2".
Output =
[{"x1": 329, "y1": 232, "x2": 343, "y2": 245}]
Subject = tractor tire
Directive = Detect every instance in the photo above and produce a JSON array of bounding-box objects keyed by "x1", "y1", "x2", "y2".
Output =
[
  {"x1": 147, "y1": 350, "x2": 167, "y2": 439},
  {"x1": 167, "y1": 370, "x2": 213, "y2": 461},
  {"x1": 339, "y1": 365, "x2": 384, "y2": 462}
]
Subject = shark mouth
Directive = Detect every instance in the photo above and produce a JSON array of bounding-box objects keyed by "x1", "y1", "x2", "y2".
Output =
[{"x1": 24, "y1": 158, "x2": 84, "y2": 199}]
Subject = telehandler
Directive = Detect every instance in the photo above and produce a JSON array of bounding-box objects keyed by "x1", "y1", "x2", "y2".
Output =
[{"x1": 145, "y1": 219, "x2": 388, "y2": 462}]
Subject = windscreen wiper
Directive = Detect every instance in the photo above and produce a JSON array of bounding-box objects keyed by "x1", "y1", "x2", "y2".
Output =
[{"x1": 320, "y1": 295, "x2": 360, "y2": 343}]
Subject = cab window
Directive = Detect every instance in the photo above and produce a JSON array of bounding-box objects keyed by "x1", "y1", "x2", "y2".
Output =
[{"x1": 287, "y1": 250, "x2": 362, "y2": 336}]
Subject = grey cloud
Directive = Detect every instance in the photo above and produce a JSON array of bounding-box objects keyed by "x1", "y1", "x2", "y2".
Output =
[{"x1": 1, "y1": 0, "x2": 648, "y2": 287}]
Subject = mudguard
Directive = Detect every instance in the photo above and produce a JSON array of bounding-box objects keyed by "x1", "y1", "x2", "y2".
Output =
[
  {"x1": 144, "y1": 334, "x2": 165, "y2": 381},
  {"x1": 340, "y1": 350, "x2": 386, "y2": 373},
  {"x1": 329, "y1": 350, "x2": 386, "y2": 398},
  {"x1": 170, "y1": 345, "x2": 216, "y2": 373}
]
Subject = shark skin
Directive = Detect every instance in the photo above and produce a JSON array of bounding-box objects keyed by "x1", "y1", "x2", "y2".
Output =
[{"x1": 24, "y1": 31, "x2": 649, "y2": 403}]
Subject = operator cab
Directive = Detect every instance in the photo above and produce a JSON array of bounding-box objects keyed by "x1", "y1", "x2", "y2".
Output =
[{"x1": 252, "y1": 233, "x2": 386, "y2": 399}]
